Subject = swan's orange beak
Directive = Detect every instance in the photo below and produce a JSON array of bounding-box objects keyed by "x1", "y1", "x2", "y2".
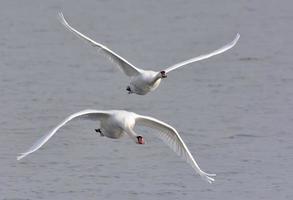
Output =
[{"x1": 137, "y1": 136, "x2": 145, "y2": 144}]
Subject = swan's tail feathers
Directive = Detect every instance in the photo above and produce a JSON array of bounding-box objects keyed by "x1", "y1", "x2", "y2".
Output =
[{"x1": 200, "y1": 171, "x2": 216, "y2": 184}]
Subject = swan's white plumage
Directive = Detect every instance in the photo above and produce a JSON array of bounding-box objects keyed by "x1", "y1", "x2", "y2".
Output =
[
  {"x1": 135, "y1": 115, "x2": 216, "y2": 183},
  {"x1": 164, "y1": 33, "x2": 240, "y2": 73},
  {"x1": 17, "y1": 110, "x2": 215, "y2": 183},
  {"x1": 58, "y1": 13, "x2": 141, "y2": 77},
  {"x1": 17, "y1": 110, "x2": 110, "y2": 160},
  {"x1": 58, "y1": 12, "x2": 239, "y2": 95}
]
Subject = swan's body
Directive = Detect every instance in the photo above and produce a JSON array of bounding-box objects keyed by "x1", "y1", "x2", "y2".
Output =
[
  {"x1": 129, "y1": 70, "x2": 162, "y2": 95},
  {"x1": 17, "y1": 109, "x2": 215, "y2": 183},
  {"x1": 58, "y1": 13, "x2": 240, "y2": 95}
]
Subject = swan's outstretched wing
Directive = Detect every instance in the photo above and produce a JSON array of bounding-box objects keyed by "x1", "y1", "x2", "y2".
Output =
[
  {"x1": 58, "y1": 12, "x2": 141, "y2": 76},
  {"x1": 17, "y1": 110, "x2": 111, "y2": 161},
  {"x1": 164, "y1": 33, "x2": 240, "y2": 73},
  {"x1": 135, "y1": 115, "x2": 216, "y2": 183}
]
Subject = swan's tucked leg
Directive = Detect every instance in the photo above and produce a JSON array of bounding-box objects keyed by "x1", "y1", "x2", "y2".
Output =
[
  {"x1": 126, "y1": 86, "x2": 132, "y2": 94},
  {"x1": 95, "y1": 129, "x2": 104, "y2": 137}
]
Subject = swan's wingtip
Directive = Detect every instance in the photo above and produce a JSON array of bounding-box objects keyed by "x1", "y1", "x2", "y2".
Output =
[
  {"x1": 207, "y1": 173, "x2": 216, "y2": 177},
  {"x1": 57, "y1": 11, "x2": 64, "y2": 17},
  {"x1": 236, "y1": 33, "x2": 240, "y2": 39},
  {"x1": 200, "y1": 172, "x2": 216, "y2": 184},
  {"x1": 17, "y1": 153, "x2": 27, "y2": 161},
  {"x1": 233, "y1": 33, "x2": 240, "y2": 43},
  {"x1": 205, "y1": 175, "x2": 215, "y2": 184},
  {"x1": 57, "y1": 12, "x2": 66, "y2": 24}
]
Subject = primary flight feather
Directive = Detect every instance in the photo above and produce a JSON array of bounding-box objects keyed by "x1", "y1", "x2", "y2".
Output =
[
  {"x1": 58, "y1": 12, "x2": 239, "y2": 95},
  {"x1": 17, "y1": 109, "x2": 215, "y2": 183}
]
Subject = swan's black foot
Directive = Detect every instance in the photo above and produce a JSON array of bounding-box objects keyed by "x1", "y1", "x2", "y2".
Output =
[
  {"x1": 126, "y1": 86, "x2": 131, "y2": 94},
  {"x1": 95, "y1": 129, "x2": 104, "y2": 137}
]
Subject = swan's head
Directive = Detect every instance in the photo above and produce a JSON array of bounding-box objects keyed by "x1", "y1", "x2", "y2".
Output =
[
  {"x1": 136, "y1": 136, "x2": 145, "y2": 144},
  {"x1": 160, "y1": 71, "x2": 167, "y2": 78}
]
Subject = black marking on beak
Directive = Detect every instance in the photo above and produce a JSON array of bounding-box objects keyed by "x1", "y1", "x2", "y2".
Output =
[
  {"x1": 160, "y1": 71, "x2": 167, "y2": 78},
  {"x1": 136, "y1": 136, "x2": 145, "y2": 144}
]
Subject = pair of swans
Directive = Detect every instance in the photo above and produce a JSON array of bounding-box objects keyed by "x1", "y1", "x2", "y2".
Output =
[{"x1": 17, "y1": 13, "x2": 240, "y2": 184}]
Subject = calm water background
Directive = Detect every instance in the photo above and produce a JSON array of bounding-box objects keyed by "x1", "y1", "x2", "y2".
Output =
[{"x1": 1, "y1": 0, "x2": 292, "y2": 199}]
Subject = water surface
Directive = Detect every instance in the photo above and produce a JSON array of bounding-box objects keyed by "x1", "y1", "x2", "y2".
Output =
[{"x1": 1, "y1": 0, "x2": 293, "y2": 199}]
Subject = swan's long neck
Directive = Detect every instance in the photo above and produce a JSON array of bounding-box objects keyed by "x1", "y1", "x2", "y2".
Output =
[
  {"x1": 151, "y1": 73, "x2": 162, "y2": 84},
  {"x1": 126, "y1": 128, "x2": 138, "y2": 143}
]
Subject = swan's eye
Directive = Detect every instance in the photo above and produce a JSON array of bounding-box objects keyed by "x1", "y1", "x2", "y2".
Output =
[{"x1": 160, "y1": 71, "x2": 167, "y2": 78}]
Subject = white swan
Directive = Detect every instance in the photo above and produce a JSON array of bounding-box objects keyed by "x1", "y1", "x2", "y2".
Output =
[
  {"x1": 58, "y1": 12, "x2": 240, "y2": 95},
  {"x1": 17, "y1": 109, "x2": 216, "y2": 183}
]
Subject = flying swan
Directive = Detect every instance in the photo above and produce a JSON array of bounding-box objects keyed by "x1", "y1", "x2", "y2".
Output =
[
  {"x1": 58, "y1": 12, "x2": 240, "y2": 95},
  {"x1": 17, "y1": 109, "x2": 216, "y2": 183}
]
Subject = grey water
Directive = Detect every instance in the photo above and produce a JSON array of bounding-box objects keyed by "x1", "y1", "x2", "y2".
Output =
[{"x1": 1, "y1": 0, "x2": 293, "y2": 199}]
